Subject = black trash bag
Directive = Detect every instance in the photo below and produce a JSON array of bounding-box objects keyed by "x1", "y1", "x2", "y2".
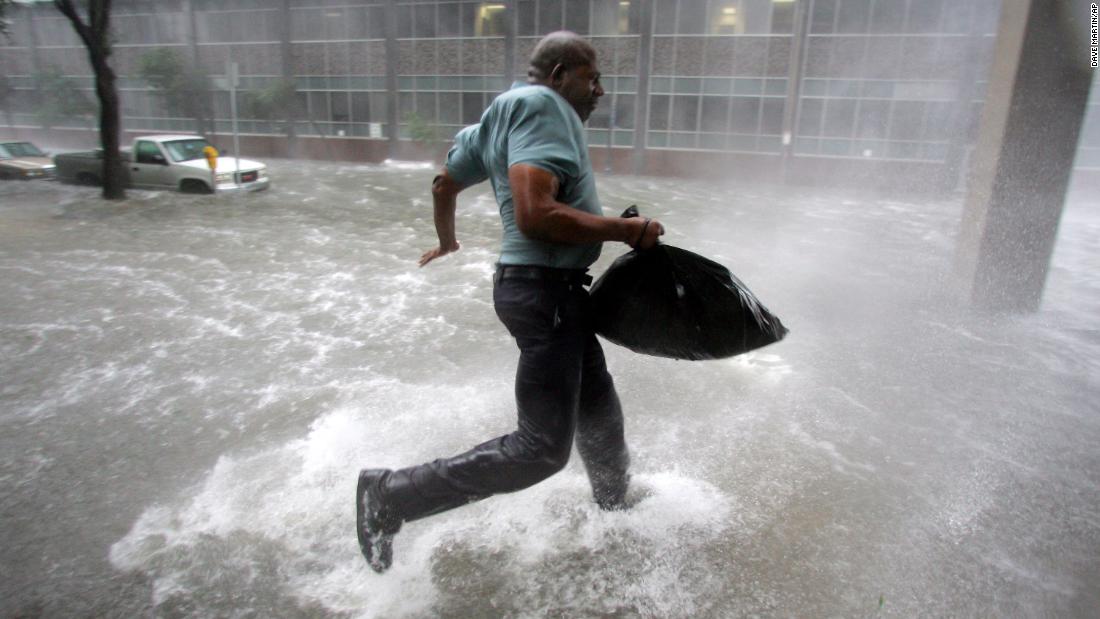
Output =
[{"x1": 589, "y1": 206, "x2": 788, "y2": 360}]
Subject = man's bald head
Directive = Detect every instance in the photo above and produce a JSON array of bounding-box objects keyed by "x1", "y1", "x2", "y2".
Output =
[
  {"x1": 525, "y1": 31, "x2": 604, "y2": 122},
  {"x1": 527, "y1": 31, "x2": 597, "y2": 82}
]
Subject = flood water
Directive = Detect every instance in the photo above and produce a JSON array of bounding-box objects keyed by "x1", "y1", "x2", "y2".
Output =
[{"x1": 1, "y1": 160, "x2": 1098, "y2": 618}]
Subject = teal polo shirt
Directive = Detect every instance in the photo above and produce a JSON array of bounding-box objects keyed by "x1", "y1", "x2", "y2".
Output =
[{"x1": 444, "y1": 82, "x2": 603, "y2": 270}]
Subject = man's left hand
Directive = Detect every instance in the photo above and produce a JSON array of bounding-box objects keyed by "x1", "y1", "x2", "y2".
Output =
[{"x1": 418, "y1": 242, "x2": 461, "y2": 267}]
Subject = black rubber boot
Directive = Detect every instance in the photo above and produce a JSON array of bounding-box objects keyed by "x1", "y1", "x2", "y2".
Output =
[{"x1": 356, "y1": 469, "x2": 402, "y2": 573}]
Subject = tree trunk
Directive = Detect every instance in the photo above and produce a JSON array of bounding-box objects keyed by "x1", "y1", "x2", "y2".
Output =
[
  {"x1": 91, "y1": 52, "x2": 124, "y2": 199},
  {"x1": 55, "y1": 0, "x2": 126, "y2": 200}
]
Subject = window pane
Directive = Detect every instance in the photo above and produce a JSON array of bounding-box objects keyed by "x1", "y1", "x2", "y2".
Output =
[
  {"x1": 822, "y1": 98, "x2": 856, "y2": 137},
  {"x1": 414, "y1": 4, "x2": 436, "y2": 38},
  {"x1": 352, "y1": 92, "x2": 371, "y2": 122},
  {"x1": 295, "y1": 92, "x2": 309, "y2": 119},
  {"x1": 479, "y1": 4, "x2": 508, "y2": 36},
  {"x1": 518, "y1": 1, "x2": 537, "y2": 35},
  {"x1": 565, "y1": 0, "x2": 590, "y2": 34},
  {"x1": 588, "y1": 109, "x2": 610, "y2": 129},
  {"x1": 324, "y1": 8, "x2": 346, "y2": 41},
  {"x1": 396, "y1": 5, "x2": 413, "y2": 38},
  {"x1": 730, "y1": 97, "x2": 761, "y2": 133},
  {"x1": 416, "y1": 92, "x2": 436, "y2": 122},
  {"x1": 613, "y1": 94, "x2": 635, "y2": 129},
  {"x1": 308, "y1": 91, "x2": 330, "y2": 121},
  {"x1": 796, "y1": 98, "x2": 822, "y2": 136},
  {"x1": 654, "y1": 0, "x2": 676, "y2": 35},
  {"x1": 122, "y1": 92, "x2": 145, "y2": 118},
  {"x1": 348, "y1": 7, "x2": 369, "y2": 39},
  {"x1": 670, "y1": 95, "x2": 698, "y2": 131},
  {"x1": 591, "y1": 0, "x2": 617, "y2": 35},
  {"x1": 439, "y1": 3, "x2": 461, "y2": 36},
  {"x1": 677, "y1": 0, "x2": 706, "y2": 34},
  {"x1": 889, "y1": 101, "x2": 925, "y2": 140},
  {"x1": 811, "y1": 0, "x2": 837, "y2": 34},
  {"x1": 771, "y1": 1, "x2": 795, "y2": 33},
  {"x1": 370, "y1": 93, "x2": 389, "y2": 125},
  {"x1": 740, "y1": 0, "x2": 773, "y2": 34},
  {"x1": 625, "y1": 0, "x2": 643, "y2": 34},
  {"x1": 924, "y1": 101, "x2": 953, "y2": 141},
  {"x1": 461, "y1": 2, "x2": 477, "y2": 37},
  {"x1": 367, "y1": 6, "x2": 386, "y2": 39},
  {"x1": 708, "y1": 2, "x2": 736, "y2": 34},
  {"x1": 836, "y1": 0, "x2": 870, "y2": 33},
  {"x1": 855, "y1": 99, "x2": 889, "y2": 139},
  {"x1": 649, "y1": 94, "x2": 669, "y2": 130},
  {"x1": 700, "y1": 96, "x2": 730, "y2": 132},
  {"x1": 907, "y1": 0, "x2": 943, "y2": 33},
  {"x1": 462, "y1": 92, "x2": 484, "y2": 124},
  {"x1": 439, "y1": 92, "x2": 460, "y2": 124},
  {"x1": 332, "y1": 92, "x2": 349, "y2": 122},
  {"x1": 870, "y1": 0, "x2": 905, "y2": 34},
  {"x1": 760, "y1": 98, "x2": 783, "y2": 134},
  {"x1": 539, "y1": 0, "x2": 563, "y2": 34}
]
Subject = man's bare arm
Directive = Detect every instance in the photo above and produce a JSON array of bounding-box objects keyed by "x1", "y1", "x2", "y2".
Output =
[
  {"x1": 509, "y1": 164, "x2": 663, "y2": 249},
  {"x1": 419, "y1": 169, "x2": 466, "y2": 267}
]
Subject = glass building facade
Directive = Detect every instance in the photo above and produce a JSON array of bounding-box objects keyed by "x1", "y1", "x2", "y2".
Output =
[{"x1": 1, "y1": 0, "x2": 1097, "y2": 179}]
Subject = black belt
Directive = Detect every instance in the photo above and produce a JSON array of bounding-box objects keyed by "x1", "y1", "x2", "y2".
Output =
[{"x1": 495, "y1": 264, "x2": 593, "y2": 286}]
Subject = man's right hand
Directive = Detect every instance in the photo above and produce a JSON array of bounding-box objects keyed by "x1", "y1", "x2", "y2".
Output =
[
  {"x1": 418, "y1": 242, "x2": 461, "y2": 267},
  {"x1": 629, "y1": 217, "x2": 665, "y2": 250}
]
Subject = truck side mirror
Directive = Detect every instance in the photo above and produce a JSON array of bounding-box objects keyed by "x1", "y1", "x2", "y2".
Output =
[{"x1": 152, "y1": 154, "x2": 167, "y2": 165}]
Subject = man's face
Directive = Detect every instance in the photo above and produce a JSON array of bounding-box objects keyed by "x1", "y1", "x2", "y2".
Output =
[{"x1": 556, "y1": 62, "x2": 604, "y2": 122}]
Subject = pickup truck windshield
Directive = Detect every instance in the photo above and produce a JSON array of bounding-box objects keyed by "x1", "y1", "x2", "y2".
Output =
[
  {"x1": 162, "y1": 139, "x2": 212, "y2": 163},
  {"x1": 1, "y1": 142, "x2": 45, "y2": 157}
]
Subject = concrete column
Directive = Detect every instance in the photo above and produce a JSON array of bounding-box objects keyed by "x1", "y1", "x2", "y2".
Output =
[
  {"x1": 182, "y1": 0, "x2": 199, "y2": 66},
  {"x1": 181, "y1": 0, "x2": 212, "y2": 137},
  {"x1": 24, "y1": 3, "x2": 44, "y2": 124},
  {"x1": 941, "y1": 4, "x2": 988, "y2": 193},
  {"x1": 504, "y1": 0, "x2": 517, "y2": 86},
  {"x1": 630, "y1": 0, "x2": 654, "y2": 176},
  {"x1": 279, "y1": 0, "x2": 299, "y2": 158},
  {"x1": 384, "y1": 0, "x2": 400, "y2": 156},
  {"x1": 955, "y1": 0, "x2": 1093, "y2": 312},
  {"x1": 779, "y1": 0, "x2": 811, "y2": 180}
]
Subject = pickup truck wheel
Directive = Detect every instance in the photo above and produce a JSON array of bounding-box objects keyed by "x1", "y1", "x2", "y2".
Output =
[
  {"x1": 180, "y1": 179, "x2": 213, "y2": 194},
  {"x1": 75, "y1": 172, "x2": 99, "y2": 185}
]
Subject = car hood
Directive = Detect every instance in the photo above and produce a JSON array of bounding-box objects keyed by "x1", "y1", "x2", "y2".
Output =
[
  {"x1": 1, "y1": 157, "x2": 55, "y2": 170},
  {"x1": 177, "y1": 157, "x2": 265, "y2": 174}
]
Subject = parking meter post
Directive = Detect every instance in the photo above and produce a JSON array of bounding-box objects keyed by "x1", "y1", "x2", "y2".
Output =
[{"x1": 227, "y1": 61, "x2": 241, "y2": 193}]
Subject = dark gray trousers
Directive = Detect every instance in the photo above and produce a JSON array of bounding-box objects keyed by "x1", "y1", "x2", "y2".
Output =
[{"x1": 381, "y1": 269, "x2": 631, "y2": 521}]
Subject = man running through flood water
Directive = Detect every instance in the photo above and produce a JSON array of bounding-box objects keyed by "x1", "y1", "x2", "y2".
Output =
[{"x1": 357, "y1": 31, "x2": 664, "y2": 573}]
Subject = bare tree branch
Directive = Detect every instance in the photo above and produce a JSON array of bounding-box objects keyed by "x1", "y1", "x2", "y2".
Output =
[{"x1": 53, "y1": 0, "x2": 92, "y2": 49}]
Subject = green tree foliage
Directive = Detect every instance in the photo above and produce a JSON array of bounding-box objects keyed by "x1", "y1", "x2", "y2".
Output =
[
  {"x1": 0, "y1": 0, "x2": 11, "y2": 37},
  {"x1": 34, "y1": 65, "x2": 97, "y2": 127},
  {"x1": 404, "y1": 111, "x2": 438, "y2": 145},
  {"x1": 240, "y1": 79, "x2": 297, "y2": 122},
  {"x1": 137, "y1": 48, "x2": 212, "y2": 131}
]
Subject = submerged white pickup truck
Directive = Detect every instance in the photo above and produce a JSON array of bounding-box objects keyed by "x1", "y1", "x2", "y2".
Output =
[{"x1": 53, "y1": 134, "x2": 269, "y2": 193}]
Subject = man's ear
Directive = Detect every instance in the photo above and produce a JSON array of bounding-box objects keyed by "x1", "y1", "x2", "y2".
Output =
[{"x1": 550, "y1": 63, "x2": 565, "y2": 84}]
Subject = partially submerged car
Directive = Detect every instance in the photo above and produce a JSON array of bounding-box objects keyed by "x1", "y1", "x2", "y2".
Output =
[
  {"x1": 0, "y1": 140, "x2": 56, "y2": 180},
  {"x1": 53, "y1": 135, "x2": 269, "y2": 193}
]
